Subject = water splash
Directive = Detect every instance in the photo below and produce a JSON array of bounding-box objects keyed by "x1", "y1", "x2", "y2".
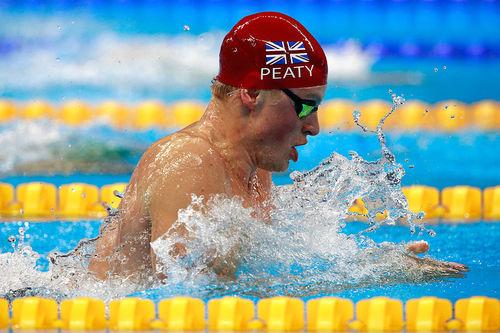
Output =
[
  {"x1": 1, "y1": 91, "x2": 458, "y2": 300},
  {"x1": 0, "y1": 120, "x2": 150, "y2": 175},
  {"x1": 0, "y1": 222, "x2": 141, "y2": 301},
  {"x1": 146, "y1": 90, "x2": 446, "y2": 298}
]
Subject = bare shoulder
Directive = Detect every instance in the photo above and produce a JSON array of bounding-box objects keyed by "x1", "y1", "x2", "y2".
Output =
[
  {"x1": 143, "y1": 132, "x2": 224, "y2": 173},
  {"x1": 136, "y1": 131, "x2": 231, "y2": 240},
  {"x1": 140, "y1": 131, "x2": 230, "y2": 206}
]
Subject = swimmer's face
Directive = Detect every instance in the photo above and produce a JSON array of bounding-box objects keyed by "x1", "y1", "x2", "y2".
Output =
[{"x1": 252, "y1": 85, "x2": 325, "y2": 172}]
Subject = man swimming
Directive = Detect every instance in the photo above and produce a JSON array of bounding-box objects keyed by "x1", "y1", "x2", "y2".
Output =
[{"x1": 89, "y1": 12, "x2": 466, "y2": 281}]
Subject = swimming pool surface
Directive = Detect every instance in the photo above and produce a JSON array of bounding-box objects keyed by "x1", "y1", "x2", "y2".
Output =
[
  {"x1": 0, "y1": 0, "x2": 498, "y2": 308},
  {"x1": 0, "y1": 220, "x2": 498, "y2": 302},
  {"x1": 1, "y1": 131, "x2": 499, "y2": 188}
]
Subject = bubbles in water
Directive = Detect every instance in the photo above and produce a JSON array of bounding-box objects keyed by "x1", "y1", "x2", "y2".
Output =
[
  {"x1": 443, "y1": 65, "x2": 447, "y2": 70},
  {"x1": 352, "y1": 110, "x2": 361, "y2": 124},
  {"x1": 183, "y1": 25, "x2": 190, "y2": 31},
  {"x1": 433, "y1": 67, "x2": 439, "y2": 72},
  {"x1": 0, "y1": 88, "x2": 455, "y2": 299},
  {"x1": 289, "y1": 170, "x2": 303, "y2": 181},
  {"x1": 113, "y1": 189, "x2": 124, "y2": 199}
]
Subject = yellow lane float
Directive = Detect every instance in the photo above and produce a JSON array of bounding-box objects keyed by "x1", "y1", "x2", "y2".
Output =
[
  {"x1": 0, "y1": 296, "x2": 498, "y2": 331},
  {"x1": 307, "y1": 297, "x2": 353, "y2": 331},
  {"x1": 97, "y1": 101, "x2": 130, "y2": 128},
  {"x1": 133, "y1": 100, "x2": 167, "y2": 129},
  {"x1": 258, "y1": 296, "x2": 304, "y2": 331},
  {"x1": 21, "y1": 100, "x2": 54, "y2": 119},
  {"x1": 208, "y1": 296, "x2": 256, "y2": 331},
  {"x1": 59, "y1": 100, "x2": 93, "y2": 126},
  {"x1": 0, "y1": 100, "x2": 15, "y2": 122}
]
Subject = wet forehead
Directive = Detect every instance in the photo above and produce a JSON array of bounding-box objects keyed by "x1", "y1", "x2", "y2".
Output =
[{"x1": 292, "y1": 85, "x2": 326, "y2": 103}]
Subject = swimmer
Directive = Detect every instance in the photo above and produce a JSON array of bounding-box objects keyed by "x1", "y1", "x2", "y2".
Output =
[{"x1": 89, "y1": 12, "x2": 467, "y2": 282}]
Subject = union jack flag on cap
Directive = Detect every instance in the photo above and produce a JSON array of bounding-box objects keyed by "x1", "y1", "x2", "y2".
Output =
[
  {"x1": 216, "y1": 12, "x2": 328, "y2": 89},
  {"x1": 265, "y1": 41, "x2": 310, "y2": 66}
]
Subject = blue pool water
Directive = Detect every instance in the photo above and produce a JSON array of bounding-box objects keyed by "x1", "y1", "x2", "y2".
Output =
[
  {"x1": 0, "y1": 2, "x2": 499, "y2": 102},
  {"x1": 2, "y1": 131, "x2": 498, "y2": 188},
  {"x1": 0, "y1": 0, "x2": 498, "y2": 303},
  {"x1": 1, "y1": 220, "x2": 498, "y2": 302}
]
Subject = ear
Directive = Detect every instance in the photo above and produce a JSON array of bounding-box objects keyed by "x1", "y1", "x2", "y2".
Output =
[{"x1": 240, "y1": 89, "x2": 260, "y2": 111}]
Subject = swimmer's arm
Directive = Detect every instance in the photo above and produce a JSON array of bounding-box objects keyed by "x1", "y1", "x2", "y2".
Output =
[
  {"x1": 405, "y1": 240, "x2": 429, "y2": 254},
  {"x1": 404, "y1": 240, "x2": 467, "y2": 276},
  {"x1": 89, "y1": 173, "x2": 150, "y2": 279},
  {"x1": 147, "y1": 148, "x2": 230, "y2": 272}
]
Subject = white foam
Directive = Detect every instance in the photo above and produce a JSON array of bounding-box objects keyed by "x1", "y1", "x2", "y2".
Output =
[{"x1": 0, "y1": 13, "x2": 378, "y2": 95}]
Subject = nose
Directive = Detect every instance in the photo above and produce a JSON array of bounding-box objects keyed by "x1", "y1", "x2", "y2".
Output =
[{"x1": 302, "y1": 112, "x2": 320, "y2": 136}]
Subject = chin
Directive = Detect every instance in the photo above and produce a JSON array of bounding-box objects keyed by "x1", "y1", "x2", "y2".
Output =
[
  {"x1": 275, "y1": 159, "x2": 290, "y2": 172},
  {"x1": 260, "y1": 159, "x2": 289, "y2": 172}
]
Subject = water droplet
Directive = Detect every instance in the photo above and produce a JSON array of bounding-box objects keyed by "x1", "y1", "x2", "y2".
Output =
[
  {"x1": 410, "y1": 225, "x2": 416, "y2": 234},
  {"x1": 408, "y1": 164, "x2": 415, "y2": 168},
  {"x1": 442, "y1": 65, "x2": 447, "y2": 70},
  {"x1": 8, "y1": 235, "x2": 16, "y2": 243},
  {"x1": 428, "y1": 230, "x2": 436, "y2": 237},
  {"x1": 433, "y1": 67, "x2": 438, "y2": 72},
  {"x1": 55, "y1": 57, "x2": 60, "y2": 62},
  {"x1": 183, "y1": 25, "x2": 190, "y2": 31},
  {"x1": 57, "y1": 25, "x2": 62, "y2": 31},
  {"x1": 289, "y1": 171, "x2": 303, "y2": 181},
  {"x1": 352, "y1": 110, "x2": 360, "y2": 120},
  {"x1": 450, "y1": 115, "x2": 455, "y2": 119},
  {"x1": 71, "y1": 187, "x2": 76, "y2": 192}
]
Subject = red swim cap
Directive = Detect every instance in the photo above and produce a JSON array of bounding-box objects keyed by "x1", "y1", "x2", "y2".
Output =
[{"x1": 216, "y1": 12, "x2": 328, "y2": 90}]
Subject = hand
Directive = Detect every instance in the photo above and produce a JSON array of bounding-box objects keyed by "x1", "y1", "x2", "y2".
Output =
[
  {"x1": 404, "y1": 240, "x2": 468, "y2": 277},
  {"x1": 405, "y1": 254, "x2": 468, "y2": 278},
  {"x1": 418, "y1": 257, "x2": 468, "y2": 277},
  {"x1": 406, "y1": 240, "x2": 430, "y2": 254}
]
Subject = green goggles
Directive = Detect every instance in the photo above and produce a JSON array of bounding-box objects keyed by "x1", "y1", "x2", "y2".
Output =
[{"x1": 282, "y1": 88, "x2": 319, "y2": 119}]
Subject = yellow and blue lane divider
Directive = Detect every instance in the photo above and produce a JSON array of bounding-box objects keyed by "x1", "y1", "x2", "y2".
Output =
[
  {"x1": 0, "y1": 182, "x2": 499, "y2": 221},
  {"x1": 0, "y1": 296, "x2": 498, "y2": 331},
  {"x1": 0, "y1": 99, "x2": 498, "y2": 131}
]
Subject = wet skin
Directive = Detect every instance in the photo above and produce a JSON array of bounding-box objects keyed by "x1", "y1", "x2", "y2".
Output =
[
  {"x1": 88, "y1": 85, "x2": 468, "y2": 282},
  {"x1": 89, "y1": 86, "x2": 325, "y2": 281}
]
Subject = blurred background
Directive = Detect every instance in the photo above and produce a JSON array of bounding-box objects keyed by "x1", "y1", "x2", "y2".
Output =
[{"x1": 0, "y1": 0, "x2": 498, "y2": 188}]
